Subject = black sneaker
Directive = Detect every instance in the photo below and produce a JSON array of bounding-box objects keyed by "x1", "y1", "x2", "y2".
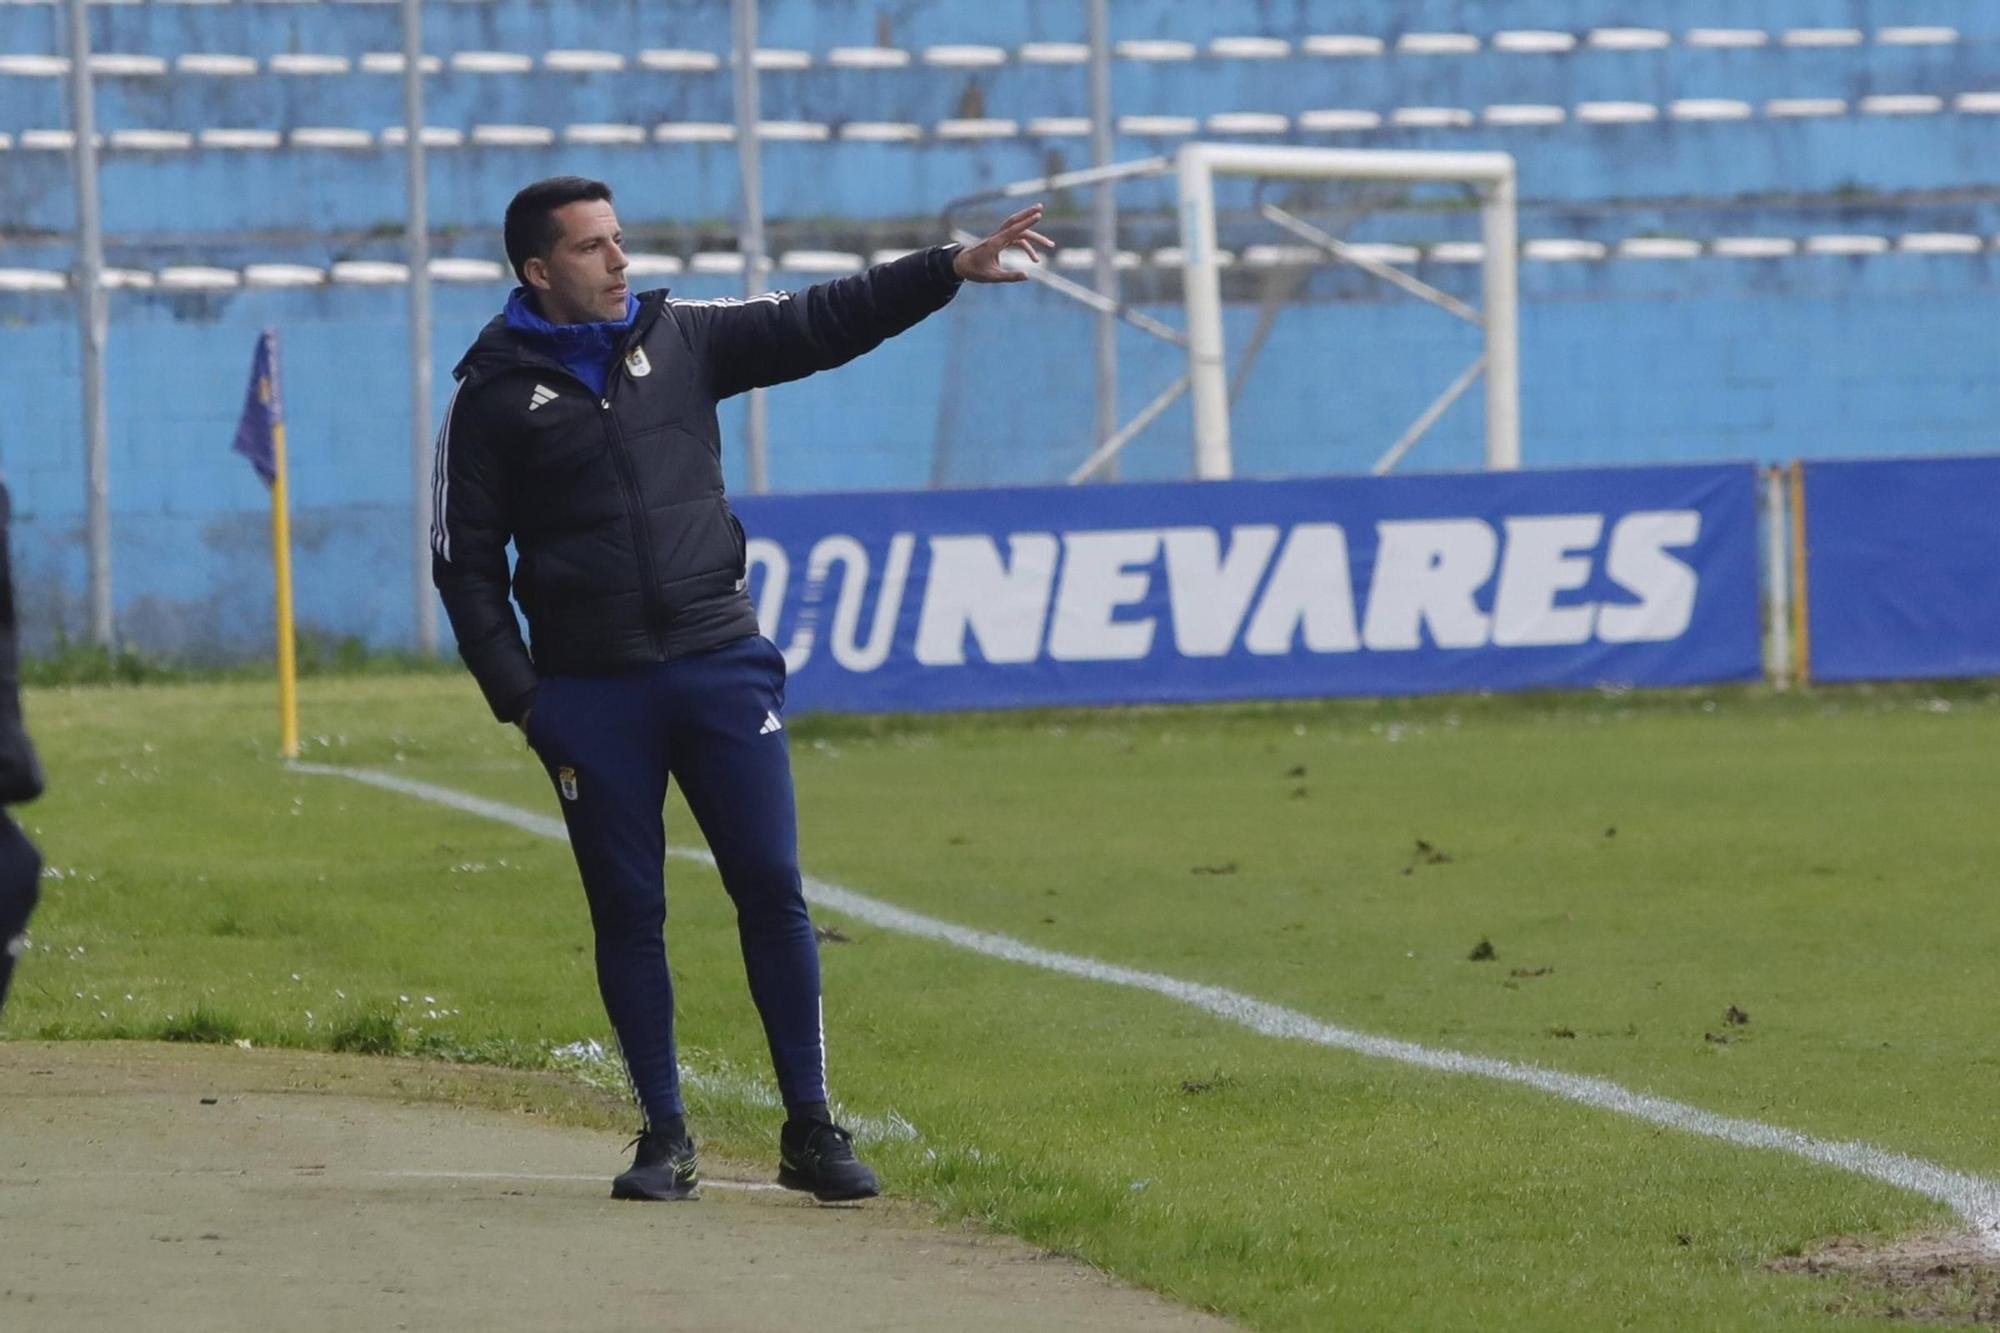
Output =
[
  {"x1": 611, "y1": 1128, "x2": 699, "y2": 1202},
  {"x1": 777, "y1": 1119, "x2": 880, "y2": 1202}
]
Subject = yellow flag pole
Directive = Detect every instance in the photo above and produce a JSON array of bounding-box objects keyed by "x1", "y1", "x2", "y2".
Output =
[{"x1": 269, "y1": 339, "x2": 300, "y2": 759}]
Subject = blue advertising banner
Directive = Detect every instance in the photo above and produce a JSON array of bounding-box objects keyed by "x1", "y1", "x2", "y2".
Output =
[
  {"x1": 730, "y1": 464, "x2": 1761, "y2": 714},
  {"x1": 1804, "y1": 456, "x2": 2000, "y2": 683}
]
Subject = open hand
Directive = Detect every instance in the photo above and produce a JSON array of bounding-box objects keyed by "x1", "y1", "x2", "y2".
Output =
[{"x1": 953, "y1": 204, "x2": 1055, "y2": 283}]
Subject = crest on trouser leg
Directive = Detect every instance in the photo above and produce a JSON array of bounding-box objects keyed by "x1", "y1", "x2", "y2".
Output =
[{"x1": 558, "y1": 766, "x2": 579, "y2": 801}]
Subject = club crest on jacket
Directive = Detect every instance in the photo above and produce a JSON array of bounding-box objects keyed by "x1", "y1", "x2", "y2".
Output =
[{"x1": 624, "y1": 346, "x2": 652, "y2": 378}]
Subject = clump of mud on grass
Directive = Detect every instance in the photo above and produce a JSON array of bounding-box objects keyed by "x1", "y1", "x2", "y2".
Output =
[{"x1": 1768, "y1": 1232, "x2": 2000, "y2": 1325}]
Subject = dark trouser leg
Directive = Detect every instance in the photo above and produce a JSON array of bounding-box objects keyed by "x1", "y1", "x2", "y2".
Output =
[
  {"x1": 665, "y1": 637, "x2": 827, "y2": 1111},
  {"x1": 529, "y1": 672, "x2": 683, "y2": 1126},
  {"x1": 0, "y1": 811, "x2": 42, "y2": 1015}
]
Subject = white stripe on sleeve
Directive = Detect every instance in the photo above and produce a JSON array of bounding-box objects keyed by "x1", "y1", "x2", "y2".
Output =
[{"x1": 429, "y1": 381, "x2": 464, "y2": 562}]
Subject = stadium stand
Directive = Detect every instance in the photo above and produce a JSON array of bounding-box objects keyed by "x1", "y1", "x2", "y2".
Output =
[{"x1": 0, "y1": 0, "x2": 1994, "y2": 652}]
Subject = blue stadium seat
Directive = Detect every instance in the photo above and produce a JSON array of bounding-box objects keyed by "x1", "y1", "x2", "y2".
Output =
[{"x1": 3, "y1": 0, "x2": 1999, "y2": 657}]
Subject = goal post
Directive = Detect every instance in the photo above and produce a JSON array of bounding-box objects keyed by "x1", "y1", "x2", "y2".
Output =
[
  {"x1": 940, "y1": 142, "x2": 1521, "y2": 483},
  {"x1": 1175, "y1": 143, "x2": 1520, "y2": 479}
]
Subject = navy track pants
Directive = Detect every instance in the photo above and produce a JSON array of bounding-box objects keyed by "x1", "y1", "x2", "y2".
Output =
[
  {"x1": 0, "y1": 811, "x2": 42, "y2": 1014},
  {"x1": 526, "y1": 634, "x2": 824, "y2": 1127}
]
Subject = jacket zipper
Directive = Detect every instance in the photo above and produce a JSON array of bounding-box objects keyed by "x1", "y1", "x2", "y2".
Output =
[
  {"x1": 596, "y1": 390, "x2": 668, "y2": 657},
  {"x1": 605, "y1": 305, "x2": 672, "y2": 655},
  {"x1": 501, "y1": 302, "x2": 671, "y2": 657}
]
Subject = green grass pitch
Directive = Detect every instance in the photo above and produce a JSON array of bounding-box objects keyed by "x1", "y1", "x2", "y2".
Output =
[{"x1": 7, "y1": 674, "x2": 1998, "y2": 1330}]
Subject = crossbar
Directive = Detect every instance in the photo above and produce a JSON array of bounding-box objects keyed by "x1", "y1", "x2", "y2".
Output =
[
  {"x1": 1185, "y1": 142, "x2": 1515, "y2": 184},
  {"x1": 1178, "y1": 143, "x2": 1519, "y2": 478}
]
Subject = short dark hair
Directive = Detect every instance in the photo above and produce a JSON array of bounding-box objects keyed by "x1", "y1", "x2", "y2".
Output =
[{"x1": 504, "y1": 176, "x2": 614, "y2": 284}]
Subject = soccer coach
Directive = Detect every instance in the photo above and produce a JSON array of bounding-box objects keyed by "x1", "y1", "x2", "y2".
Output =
[
  {"x1": 431, "y1": 177, "x2": 1050, "y2": 1202},
  {"x1": 0, "y1": 475, "x2": 43, "y2": 1018}
]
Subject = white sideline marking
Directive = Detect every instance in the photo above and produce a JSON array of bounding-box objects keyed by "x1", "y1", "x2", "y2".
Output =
[{"x1": 290, "y1": 761, "x2": 2000, "y2": 1252}]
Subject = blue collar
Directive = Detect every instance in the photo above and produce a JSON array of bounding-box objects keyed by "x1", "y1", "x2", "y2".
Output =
[{"x1": 503, "y1": 287, "x2": 639, "y2": 395}]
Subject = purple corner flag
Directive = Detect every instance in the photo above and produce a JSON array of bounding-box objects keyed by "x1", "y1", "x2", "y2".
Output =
[{"x1": 231, "y1": 329, "x2": 283, "y2": 486}]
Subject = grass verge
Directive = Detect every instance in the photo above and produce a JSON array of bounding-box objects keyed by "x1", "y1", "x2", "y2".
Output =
[{"x1": 7, "y1": 674, "x2": 1998, "y2": 1330}]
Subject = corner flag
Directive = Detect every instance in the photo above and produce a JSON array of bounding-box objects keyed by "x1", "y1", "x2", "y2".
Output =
[
  {"x1": 232, "y1": 330, "x2": 282, "y2": 486},
  {"x1": 233, "y1": 329, "x2": 300, "y2": 758}
]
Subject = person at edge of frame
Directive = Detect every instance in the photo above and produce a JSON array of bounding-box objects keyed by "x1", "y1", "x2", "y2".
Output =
[
  {"x1": 429, "y1": 175, "x2": 1052, "y2": 1203},
  {"x1": 0, "y1": 472, "x2": 47, "y2": 1018}
]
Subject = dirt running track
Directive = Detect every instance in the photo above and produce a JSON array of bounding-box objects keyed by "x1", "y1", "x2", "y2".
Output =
[{"x1": 0, "y1": 1042, "x2": 1234, "y2": 1332}]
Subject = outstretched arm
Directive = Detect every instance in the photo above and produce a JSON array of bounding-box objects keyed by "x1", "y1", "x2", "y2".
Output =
[{"x1": 689, "y1": 205, "x2": 1054, "y2": 400}]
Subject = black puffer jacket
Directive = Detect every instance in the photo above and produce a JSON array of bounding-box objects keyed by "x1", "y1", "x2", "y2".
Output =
[
  {"x1": 0, "y1": 482, "x2": 42, "y2": 804},
  {"x1": 431, "y1": 245, "x2": 964, "y2": 723}
]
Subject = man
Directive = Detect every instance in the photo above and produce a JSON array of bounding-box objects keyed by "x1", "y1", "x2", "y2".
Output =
[
  {"x1": 431, "y1": 176, "x2": 1049, "y2": 1202},
  {"x1": 0, "y1": 474, "x2": 45, "y2": 1017}
]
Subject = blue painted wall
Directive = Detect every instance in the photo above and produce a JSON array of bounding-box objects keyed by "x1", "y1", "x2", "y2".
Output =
[
  {"x1": 7, "y1": 254, "x2": 1993, "y2": 658},
  {"x1": 1, "y1": 0, "x2": 1994, "y2": 656},
  {"x1": 4, "y1": 0, "x2": 1997, "y2": 232}
]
